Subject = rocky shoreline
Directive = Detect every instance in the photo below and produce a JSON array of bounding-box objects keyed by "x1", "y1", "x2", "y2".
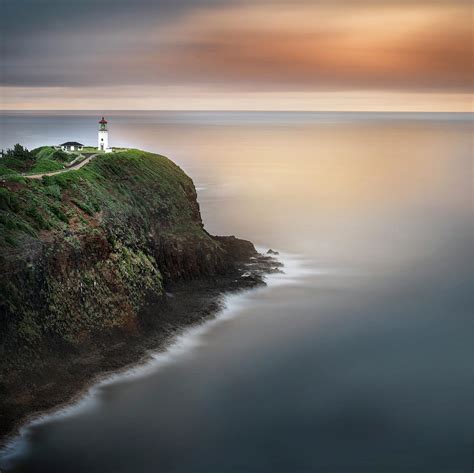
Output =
[
  {"x1": 0, "y1": 149, "x2": 284, "y2": 446},
  {"x1": 0, "y1": 251, "x2": 281, "y2": 445}
]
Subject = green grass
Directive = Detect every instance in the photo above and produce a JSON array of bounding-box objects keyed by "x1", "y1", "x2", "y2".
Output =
[
  {"x1": 0, "y1": 149, "x2": 205, "y2": 248},
  {"x1": 0, "y1": 147, "x2": 76, "y2": 177},
  {"x1": 32, "y1": 146, "x2": 57, "y2": 160},
  {"x1": 1, "y1": 157, "x2": 31, "y2": 173},
  {"x1": 1, "y1": 147, "x2": 131, "y2": 178},
  {"x1": 32, "y1": 146, "x2": 73, "y2": 163},
  {"x1": 0, "y1": 165, "x2": 17, "y2": 176},
  {"x1": 81, "y1": 147, "x2": 129, "y2": 154},
  {"x1": 31, "y1": 158, "x2": 65, "y2": 173}
]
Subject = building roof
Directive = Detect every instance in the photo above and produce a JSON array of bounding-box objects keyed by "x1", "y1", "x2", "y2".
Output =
[
  {"x1": 60, "y1": 141, "x2": 84, "y2": 147},
  {"x1": 99, "y1": 117, "x2": 108, "y2": 124}
]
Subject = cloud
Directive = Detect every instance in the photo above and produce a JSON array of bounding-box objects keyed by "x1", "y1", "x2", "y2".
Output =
[
  {"x1": 146, "y1": 3, "x2": 471, "y2": 92},
  {"x1": 1, "y1": 0, "x2": 471, "y2": 95}
]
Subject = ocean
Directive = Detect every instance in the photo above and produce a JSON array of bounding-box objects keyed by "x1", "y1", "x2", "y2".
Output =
[{"x1": 1, "y1": 111, "x2": 473, "y2": 472}]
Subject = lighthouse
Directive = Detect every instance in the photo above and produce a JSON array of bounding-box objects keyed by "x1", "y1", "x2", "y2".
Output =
[{"x1": 98, "y1": 116, "x2": 112, "y2": 152}]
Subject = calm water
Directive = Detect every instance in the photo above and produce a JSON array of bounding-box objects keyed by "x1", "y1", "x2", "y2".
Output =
[{"x1": 1, "y1": 111, "x2": 473, "y2": 472}]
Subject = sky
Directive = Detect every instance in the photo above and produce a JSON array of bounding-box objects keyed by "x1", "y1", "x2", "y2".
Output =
[{"x1": 1, "y1": 0, "x2": 472, "y2": 111}]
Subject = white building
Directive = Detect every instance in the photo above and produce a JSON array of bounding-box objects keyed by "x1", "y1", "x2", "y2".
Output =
[
  {"x1": 98, "y1": 117, "x2": 112, "y2": 152},
  {"x1": 60, "y1": 141, "x2": 84, "y2": 152}
]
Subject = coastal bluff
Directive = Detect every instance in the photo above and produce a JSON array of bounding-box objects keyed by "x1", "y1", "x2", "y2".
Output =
[{"x1": 0, "y1": 148, "x2": 273, "y2": 440}]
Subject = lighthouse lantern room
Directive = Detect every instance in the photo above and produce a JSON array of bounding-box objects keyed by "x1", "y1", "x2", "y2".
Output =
[{"x1": 98, "y1": 117, "x2": 112, "y2": 152}]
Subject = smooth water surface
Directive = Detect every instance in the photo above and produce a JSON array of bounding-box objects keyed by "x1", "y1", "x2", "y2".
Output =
[{"x1": 1, "y1": 111, "x2": 473, "y2": 472}]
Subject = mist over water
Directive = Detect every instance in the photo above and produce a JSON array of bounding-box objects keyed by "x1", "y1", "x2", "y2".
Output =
[{"x1": 1, "y1": 111, "x2": 472, "y2": 472}]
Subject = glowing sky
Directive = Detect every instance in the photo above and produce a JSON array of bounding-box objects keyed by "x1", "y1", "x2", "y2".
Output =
[{"x1": 1, "y1": 0, "x2": 472, "y2": 110}]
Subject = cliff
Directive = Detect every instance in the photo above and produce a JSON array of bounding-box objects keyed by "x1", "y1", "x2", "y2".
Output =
[{"x1": 0, "y1": 149, "x2": 269, "y2": 439}]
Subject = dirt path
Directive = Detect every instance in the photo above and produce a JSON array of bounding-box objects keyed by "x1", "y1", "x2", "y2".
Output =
[{"x1": 24, "y1": 154, "x2": 97, "y2": 180}]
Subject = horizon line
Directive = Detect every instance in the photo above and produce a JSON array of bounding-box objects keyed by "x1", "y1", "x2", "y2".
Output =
[{"x1": 1, "y1": 109, "x2": 472, "y2": 114}]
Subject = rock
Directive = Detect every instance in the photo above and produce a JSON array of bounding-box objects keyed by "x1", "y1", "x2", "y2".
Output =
[
  {"x1": 267, "y1": 249, "x2": 279, "y2": 255},
  {"x1": 239, "y1": 272, "x2": 265, "y2": 288}
]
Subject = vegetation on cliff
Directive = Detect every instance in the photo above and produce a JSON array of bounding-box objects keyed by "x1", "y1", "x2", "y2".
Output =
[
  {"x1": 0, "y1": 149, "x2": 255, "y2": 350},
  {"x1": 0, "y1": 144, "x2": 73, "y2": 176}
]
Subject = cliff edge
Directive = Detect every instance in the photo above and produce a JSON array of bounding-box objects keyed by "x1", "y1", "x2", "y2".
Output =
[{"x1": 0, "y1": 149, "x2": 273, "y2": 440}]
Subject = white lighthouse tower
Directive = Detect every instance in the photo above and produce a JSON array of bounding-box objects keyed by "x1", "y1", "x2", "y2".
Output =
[{"x1": 98, "y1": 116, "x2": 112, "y2": 152}]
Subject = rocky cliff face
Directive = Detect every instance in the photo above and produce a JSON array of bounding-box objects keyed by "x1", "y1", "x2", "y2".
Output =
[{"x1": 0, "y1": 149, "x2": 257, "y2": 351}]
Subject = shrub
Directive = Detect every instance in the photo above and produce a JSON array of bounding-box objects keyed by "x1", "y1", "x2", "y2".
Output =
[
  {"x1": 71, "y1": 198, "x2": 95, "y2": 216},
  {"x1": 0, "y1": 188, "x2": 20, "y2": 211}
]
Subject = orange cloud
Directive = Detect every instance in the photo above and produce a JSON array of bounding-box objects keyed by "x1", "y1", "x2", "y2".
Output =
[{"x1": 124, "y1": 3, "x2": 472, "y2": 92}]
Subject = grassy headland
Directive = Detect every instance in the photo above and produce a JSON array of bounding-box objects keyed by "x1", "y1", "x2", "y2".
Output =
[{"x1": 0, "y1": 147, "x2": 269, "y2": 441}]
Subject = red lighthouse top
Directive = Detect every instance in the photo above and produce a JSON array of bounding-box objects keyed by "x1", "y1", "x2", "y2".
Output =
[{"x1": 99, "y1": 116, "x2": 108, "y2": 124}]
